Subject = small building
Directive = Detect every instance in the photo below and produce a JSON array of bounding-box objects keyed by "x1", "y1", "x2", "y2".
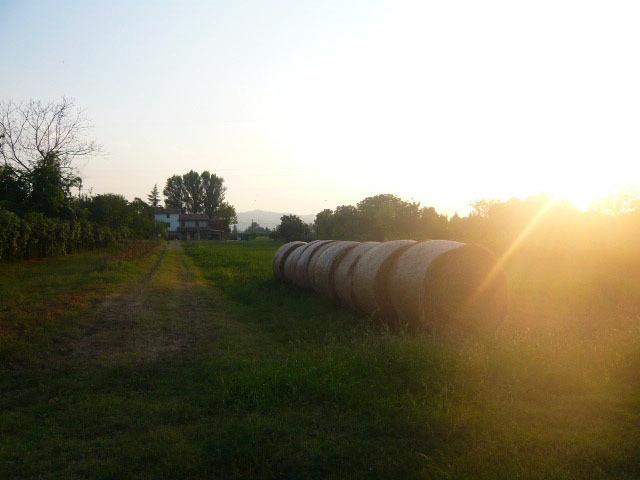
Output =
[
  {"x1": 154, "y1": 209, "x2": 181, "y2": 238},
  {"x1": 154, "y1": 209, "x2": 224, "y2": 240}
]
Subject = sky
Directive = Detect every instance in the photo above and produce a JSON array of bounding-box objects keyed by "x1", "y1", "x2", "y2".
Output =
[{"x1": 1, "y1": 0, "x2": 639, "y2": 215}]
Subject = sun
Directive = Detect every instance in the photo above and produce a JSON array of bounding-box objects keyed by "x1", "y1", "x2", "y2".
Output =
[
  {"x1": 558, "y1": 189, "x2": 598, "y2": 212},
  {"x1": 542, "y1": 179, "x2": 615, "y2": 212}
]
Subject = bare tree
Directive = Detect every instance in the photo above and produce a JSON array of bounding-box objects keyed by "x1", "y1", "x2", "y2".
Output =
[{"x1": 0, "y1": 97, "x2": 100, "y2": 176}]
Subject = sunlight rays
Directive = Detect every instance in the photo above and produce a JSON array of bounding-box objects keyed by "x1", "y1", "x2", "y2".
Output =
[{"x1": 471, "y1": 196, "x2": 557, "y2": 303}]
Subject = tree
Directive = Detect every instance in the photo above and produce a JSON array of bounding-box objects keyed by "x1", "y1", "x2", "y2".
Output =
[
  {"x1": 163, "y1": 170, "x2": 233, "y2": 224},
  {"x1": 332, "y1": 205, "x2": 361, "y2": 239},
  {"x1": 163, "y1": 175, "x2": 184, "y2": 211},
  {"x1": 244, "y1": 221, "x2": 271, "y2": 235},
  {"x1": 0, "y1": 98, "x2": 99, "y2": 180},
  {"x1": 182, "y1": 170, "x2": 204, "y2": 214},
  {"x1": 129, "y1": 197, "x2": 161, "y2": 238},
  {"x1": 27, "y1": 152, "x2": 81, "y2": 218},
  {"x1": 147, "y1": 184, "x2": 160, "y2": 207},
  {"x1": 314, "y1": 209, "x2": 334, "y2": 239},
  {"x1": 214, "y1": 202, "x2": 237, "y2": 233},
  {"x1": 275, "y1": 214, "x2": 310, "y2": 242},
  {"x1": 0, "y1": 164, "x2": 28, "y2": 214},
  {"x1": 85, "y1": 193, "x2": 131, "y2": 229},
  {"x1": 201, "y1": 170, "x2": 225, "y2": 218},
  {"x1": 356, "y1": 194, "x2": 420, "y2": 240}
]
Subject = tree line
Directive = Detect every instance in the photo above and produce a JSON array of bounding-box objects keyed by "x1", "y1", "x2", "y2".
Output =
[
  {"x1": 1, "y1": 98, "x2": 241, "y2": 260},
  {"x1": 0, "y1": 99, "x2": 159, "y2": 260},
  {"x1": 273, "y1": 192, "x2": 640, "y2": 262}
]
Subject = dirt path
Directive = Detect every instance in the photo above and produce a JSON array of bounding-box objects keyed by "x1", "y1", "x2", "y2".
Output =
[{"x1": 69, "y1": 241, "x2": 216, "y2": 365}]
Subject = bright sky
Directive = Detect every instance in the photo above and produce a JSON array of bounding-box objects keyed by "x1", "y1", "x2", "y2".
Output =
[{"x1": 1, "y1": 1, "x2": 639, "y2": 215}]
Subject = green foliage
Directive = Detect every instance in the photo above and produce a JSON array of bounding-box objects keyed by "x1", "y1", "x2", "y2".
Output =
[
  {"x1": 0, "y1": 208, "x2": 114, "y2": 261},
  {"x1": 313, "y1": 194, "x2": 450, "y2": 242},
  {"x1": 274, "y1": 214, "x2": 311, "y2": 241},
  {"x1": 0, "y1": 208, "x2": 23, "y2": 259},
  {"x1": 163, "y1": 174, "x2": 184, "y2": 210},
  {"x1": 84, "y1": 193, "x2": 132, "y2": 229},
  {"x1": 0, "y1": 198, "x2": 164, "y2": 261},
  {"x1": 26, "y1": 153, "x2": 81, "y2": 218},
  {"x1": 0, "y1": 155, "x2": 80, "y2": 218},
  {"x1": 201, "y1": 171, "x2": 225, "y2": 218},
  {"x1": 182, "y1": 170, "x2": 204, "y2": 213},
  {"x1": 147, "y1": 184, "x2": 160, "y2": 207},
  {"x1": 244, "y1": 221, "x2": 270, "y2": 235},
  {"x1": 162, "y1": 170, "x2": 235, "y2": 232},
  {"x1": 0, "y1": 165, "x2": 28, "y2": 214},
  {"x1": 214, "y1": 202, "x2": 237, "y2": 233},
  {"x1": 311, "y1": 193, "x2": 640, "y2": 264}
]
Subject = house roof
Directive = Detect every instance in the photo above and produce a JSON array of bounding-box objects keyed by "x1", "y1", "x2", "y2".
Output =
[
  {"x1": 154, "y1": 208, "x2": 181, "y2": 215},
  {"x1": 179, "y1": 213, "x2": 210, "y2": 221}
]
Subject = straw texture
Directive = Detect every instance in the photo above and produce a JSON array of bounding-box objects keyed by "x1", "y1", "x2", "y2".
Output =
[
  {"x1": 333, "y1": 242, "x2": 380, "y2": 308},
  {"x1": 388, "y1": 240, "x2": 463, "y2": 327},
  {"x1": 423, "y1": 244, "x2": 509, "y2": 333},
  {"x1": 274, "y1": 238, "x2": 508, "y2": 334},
  {"x1": 351, "y1": 240, "x2": 416, "y2": 316},
  {"x1": 283, "y1": 241, "x2": 316, "y2": 283},
  {"x1": 309, "y1": 241, "x2": 359, "y2": 298},
  {"x1": 273, "y1": 241, "x2": 307, "y2": 281},
  {"x1": 293, "y1": 240, "x2": 336, "y2": 288}
]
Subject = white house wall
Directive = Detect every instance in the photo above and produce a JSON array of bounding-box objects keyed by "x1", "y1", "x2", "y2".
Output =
[{"x1": 154, "y1": 213, "x2": 180, "y2": 232}]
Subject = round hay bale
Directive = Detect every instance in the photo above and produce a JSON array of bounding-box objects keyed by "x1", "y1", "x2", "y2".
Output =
[
  {"x1": 351, "y1": 240, "x2": 416, "y2": 317},
  {"x1": 273, "y1": 241, "x2": 306, "y2": 280},
  {"x1": 388, "y1": 240, "x2": 464, "y2": 328},
  {"x1": 293, "y1": 240, "x2": 336, "y2": 288},
  {"x1": 422, "y1": 243, "x2": 509, "y2": 334},
  {"x1": 283, "y1": 241, "x2": 317, "y2": 283},
  {"x1": 309, "y1": 241, "x2": 359, "y2": 298},
  {"x1": 333, "y1": 242, "x2": 380, "y2": 308}
]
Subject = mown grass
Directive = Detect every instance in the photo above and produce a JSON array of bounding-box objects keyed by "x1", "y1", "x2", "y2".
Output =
[{"x1": 1, "y1": 239, "x2": 639, "y2": 479}]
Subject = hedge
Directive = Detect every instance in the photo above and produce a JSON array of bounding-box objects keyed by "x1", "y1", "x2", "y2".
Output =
[{"x1": 0, "y1": 208, "x2": 147, "y2": 261}]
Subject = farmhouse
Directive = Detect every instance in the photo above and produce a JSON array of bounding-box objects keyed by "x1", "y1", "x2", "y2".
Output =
[{"x1": 154, "y1": 209, "x2": 223, "y2": 240}]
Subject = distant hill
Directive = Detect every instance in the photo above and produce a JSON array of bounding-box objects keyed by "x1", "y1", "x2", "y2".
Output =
[{"x1": 235, "y1": 209, "x2": 316, "y2": 232}]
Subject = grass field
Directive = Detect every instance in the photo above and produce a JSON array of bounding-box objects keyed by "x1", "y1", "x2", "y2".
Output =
[{"x1": 1, "y1": 240, "x2": 639, "y2": 479}]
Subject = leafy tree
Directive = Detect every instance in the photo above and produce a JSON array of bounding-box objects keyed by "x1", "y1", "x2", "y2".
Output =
[
  {"x1": 85, "y1": 194, "x2": 131, "y2": 229},
  {"x1": 314, "y1": 209, "x2": 334, "y2": 239},
  {"x1": 0, "y1": 98, "x2": 96, "y2": 220},
  {"x1": 147, "y1": 184, "x2": 160, "y2": 207},
  {"x1": 202, "y1": 171, "x2": 226, "y2": 218},
  {"x1": 275, "y1": 214, "x2": 310, "y2": 242},
  {"x1": 163, "y1": 175, "x2": 184, "y2": 211},
  {"x1": 129, "y1": 197, "x2": 162, "y2": 237},
  {"x1": 82, "y1": 193, "x2": 163, "y2": 238},
  {"x1": 163, "y1": 170, "x2": 231, "y2": 218},
  {"x1": 27, "y1": 153, "x2": 81, "y2": 218},
  {"x1": 332, "y1": 205, "x2": 361, "y2": 239},
  {"x1": 417, "y1": 206, "x2": 449, "y2": 239},
  {"x1": 244, "y1": 221, "x2": 271, "y2": 235},
  {"x1": 356, "y1": 194, "x2": 420, "y2": 240},
  {"x1": 214, "y1": 202, "x2": 237, "y2": 233},
  {"x1": 182, "y1": 170, "x2": 204, "y2": 214},
  {"x1": 0, "y1": 165, "x2": 28, "y2": 214}
]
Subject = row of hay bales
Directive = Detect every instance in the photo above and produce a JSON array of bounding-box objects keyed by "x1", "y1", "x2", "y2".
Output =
[{"x1": 273, "y1": 239, "x2": 508, "y2": 332}]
